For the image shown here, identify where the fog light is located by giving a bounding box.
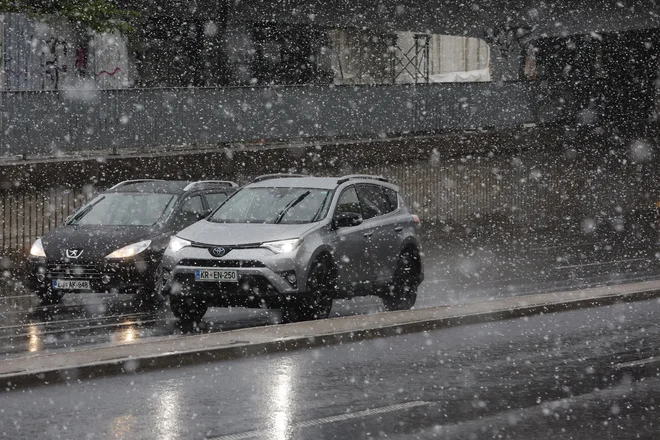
[36,273,45,283]
[101,275,111,284]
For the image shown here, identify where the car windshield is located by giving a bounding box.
[67,193,177,226]
[209,187,331,224]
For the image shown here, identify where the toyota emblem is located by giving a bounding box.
[211,246,227,257]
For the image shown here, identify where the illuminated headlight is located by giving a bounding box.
[105,240,151,259]
[261,238,302,254]
[167,236,191,253]
[29,238,46,257]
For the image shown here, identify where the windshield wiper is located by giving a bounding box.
[67,196,105,224]
[274,191,311,224]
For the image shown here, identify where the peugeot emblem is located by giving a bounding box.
[66,249,83,259]
[211,246,227,257]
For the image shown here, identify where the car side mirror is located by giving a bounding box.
[334,212,363,228]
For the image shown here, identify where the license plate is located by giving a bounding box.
[195,269,238,282]
[53,279,91,290]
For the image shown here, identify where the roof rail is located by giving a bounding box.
[252,173,309,183]
[183,180,239,191]
[337,174,390,184]
[109,179,166,190]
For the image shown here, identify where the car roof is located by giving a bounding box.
[107,180,237,195]
[246,176,399,191]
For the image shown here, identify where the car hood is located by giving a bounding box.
[41,225,161,261]
[177,220,318,246]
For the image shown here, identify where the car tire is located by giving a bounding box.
[170,295,208,321]
[281,256,335,323]
[382,248,420,312]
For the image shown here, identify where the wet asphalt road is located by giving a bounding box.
[3,296,660,439]
[1,230,659,359]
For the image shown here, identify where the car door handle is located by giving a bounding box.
[394,227,403,232]
[363,232,374,238]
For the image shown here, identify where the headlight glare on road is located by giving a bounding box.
[106,240,151,259]
[29,238,46,257]
[167,236,191,253]
[261,238,301,254]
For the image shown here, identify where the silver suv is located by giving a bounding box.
[159,174,424,322]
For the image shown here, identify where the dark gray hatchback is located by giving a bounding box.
[26,179,237,306]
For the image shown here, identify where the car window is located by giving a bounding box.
[205,192,229,210]
[356,184,389,220]
[67,193,177,226]
[383,187,398,213]
[209,187,331,224]
[181,195,205,214]
[334,186,362,218]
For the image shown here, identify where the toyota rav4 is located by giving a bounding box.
[160,174,423,322]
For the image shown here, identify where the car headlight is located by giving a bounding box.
[261,238,302,254]
[167,236,191,253]
[105,240,152,259]
[29,238,46,257]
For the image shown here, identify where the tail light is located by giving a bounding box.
[412,214,420,224]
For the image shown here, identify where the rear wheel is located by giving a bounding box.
[281,257,335,323]
[382,249,420,311]
[170,295,208,321]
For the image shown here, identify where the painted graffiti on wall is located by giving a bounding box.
[1,13,129,90]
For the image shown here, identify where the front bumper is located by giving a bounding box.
[26,257,156,294]
[162,249,302,308]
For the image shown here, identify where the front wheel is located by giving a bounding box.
[170,295,208,321]
[281,258,335,323]
[382,249,420,311]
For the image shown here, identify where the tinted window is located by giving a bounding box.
[209,187,331,224]
[383,187,398,212]
[181,195,204,214]
[357,184,389,220]
[67,193,177,226]
[334,186,362,217]
[206,192,229,209]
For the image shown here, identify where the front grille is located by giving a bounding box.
[47,263,103,279]
[177,259,266,268]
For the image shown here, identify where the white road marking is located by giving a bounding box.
[528,241,601,252]
[208,401,431,440]
[614,356,660,369]
[554,258,647,270]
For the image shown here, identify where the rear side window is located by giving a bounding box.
[205,192,229,210]
[357,184,389,220]
[383,187,398,212]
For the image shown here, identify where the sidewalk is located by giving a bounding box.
[3,279,660,389]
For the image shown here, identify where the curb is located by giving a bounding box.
[3,279,660,390]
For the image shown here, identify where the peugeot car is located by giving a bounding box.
[26,179,238,306]
[160,174,423,322]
